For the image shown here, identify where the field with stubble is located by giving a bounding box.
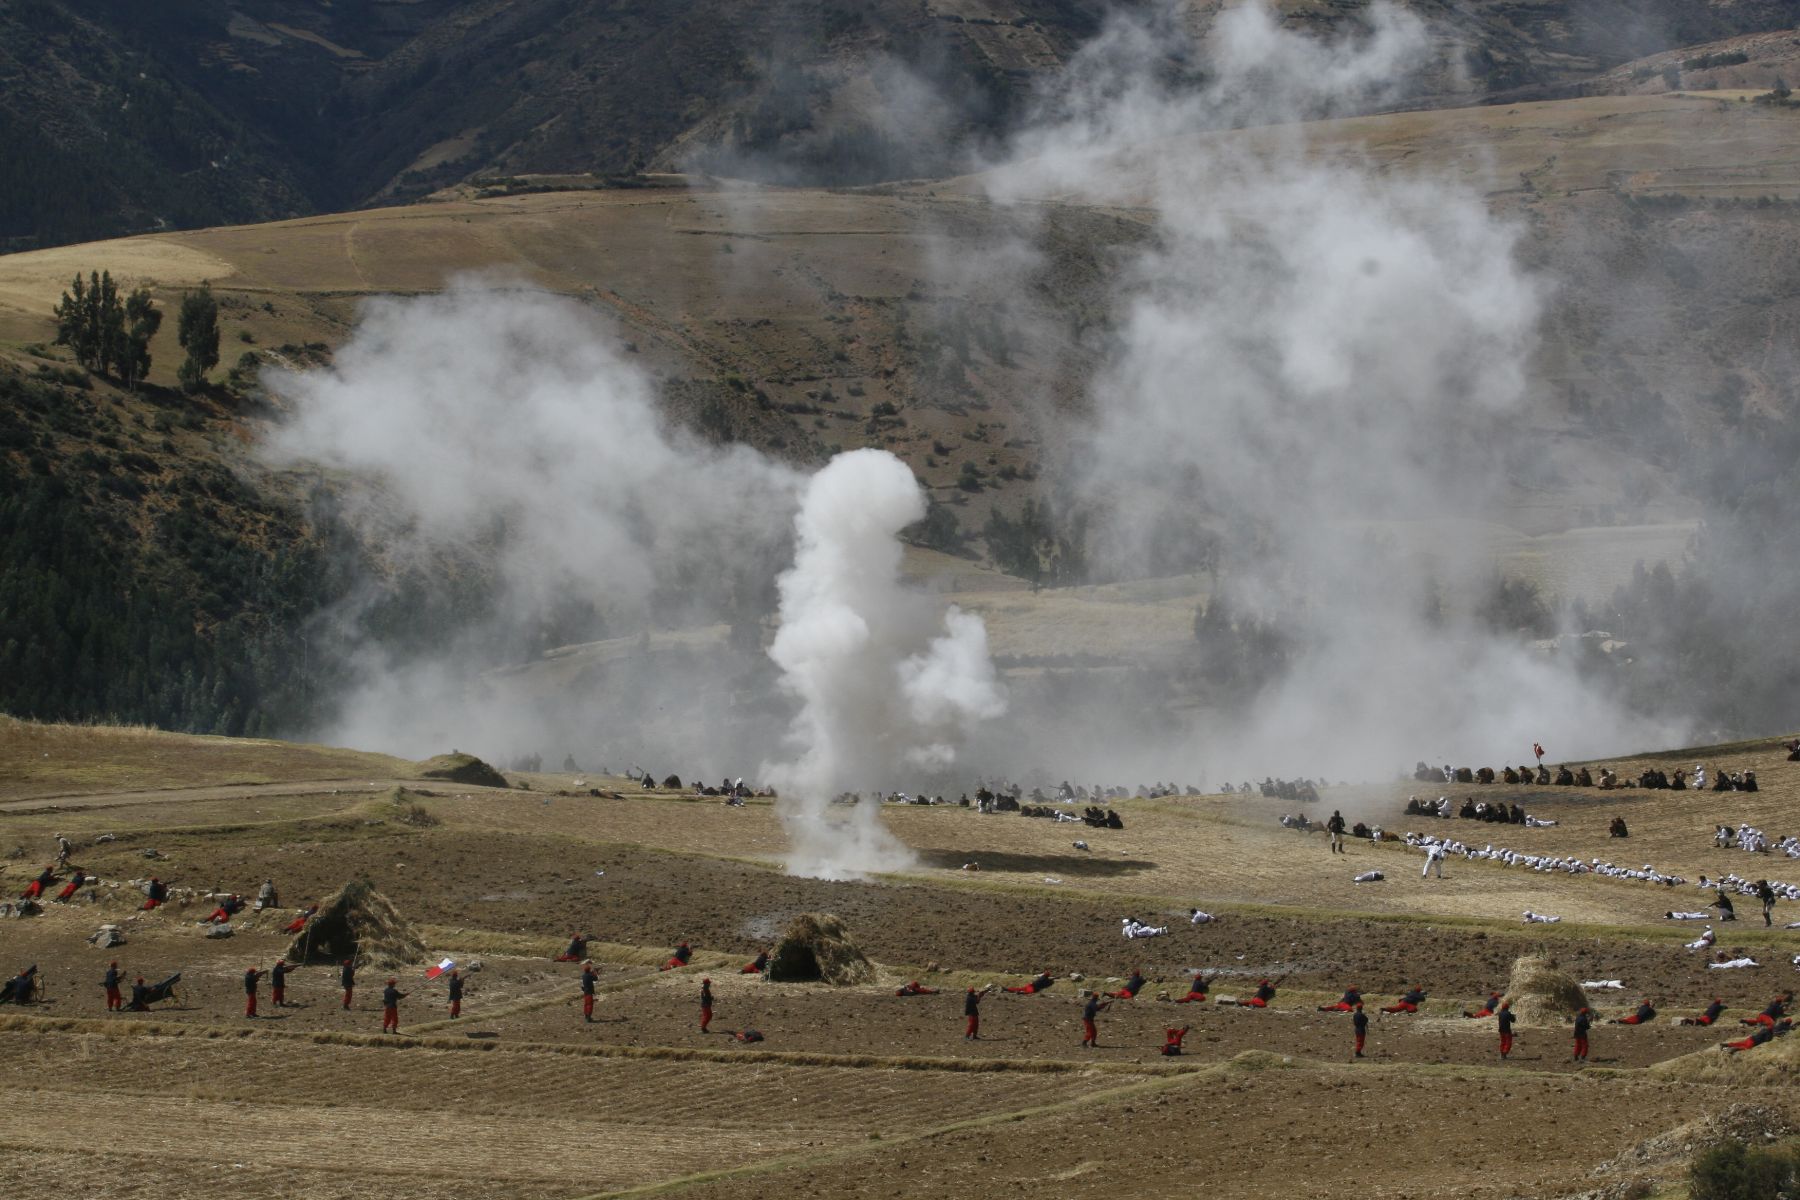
[3,721,1800,1198]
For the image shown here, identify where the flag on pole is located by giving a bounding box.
[426,957,456,980]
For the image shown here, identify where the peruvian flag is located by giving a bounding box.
[426,958,456,980]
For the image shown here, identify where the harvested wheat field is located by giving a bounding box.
[3,722,1800,1198]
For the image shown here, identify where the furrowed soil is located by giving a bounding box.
[2,722,1799,1198]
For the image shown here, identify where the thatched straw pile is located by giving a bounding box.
[416,752,508,789]
[1500,953,1588,1026]
[766,913,874,985]
[286,880,424,969]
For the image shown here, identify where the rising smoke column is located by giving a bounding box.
[764,449,1006,879]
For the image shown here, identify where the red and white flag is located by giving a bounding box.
[426,958,456,980]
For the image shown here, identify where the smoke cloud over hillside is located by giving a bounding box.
[962,1,1682,782]
[258,2,1693,827]
[261,284,1003,876]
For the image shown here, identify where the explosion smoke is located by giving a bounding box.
[966,1,1679,781]
[764,449,1006,879]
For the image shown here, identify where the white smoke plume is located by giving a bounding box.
[259,283,1007,875]
[764,449,1006,879]
[258,279,804,761]
[970,2,1682,781]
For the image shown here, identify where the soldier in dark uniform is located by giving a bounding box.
[381,978,406,1033]
[1081,993,1110,1047]
[581,961,600,1022]
[243,965,266,1018]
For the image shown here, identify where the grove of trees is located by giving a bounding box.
[51,270,160,388]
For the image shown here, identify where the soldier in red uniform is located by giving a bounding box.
[581,961,600,1022]
[1680,999,1726,1026]
[1173,972,1211,1004]
[1004,970,1054,995]
[699,977,713,1032]
[381,978,406,1033]
[1238,978,1277,1008]
[1104,970,1146,1000]
[1381,986,1426,1014]
[243,965,266,1018]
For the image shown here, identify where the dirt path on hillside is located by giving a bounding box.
[0,778,503,813]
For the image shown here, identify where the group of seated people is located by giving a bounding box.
[1242,778,1322,802]
[1410,761,1610,787]
[1403,795,1552,827]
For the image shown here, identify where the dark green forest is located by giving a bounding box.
[0,369,330,733]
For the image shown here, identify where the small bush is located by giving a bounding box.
[1689,1139,1797,1200]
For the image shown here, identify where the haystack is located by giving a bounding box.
[416,752,508,789]
[1500,952,1589,1026]
[286,880,424,969]
[766,913,874,985]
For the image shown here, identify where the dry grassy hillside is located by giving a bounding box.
[5,89,1791,546]
[1,88,1796,741]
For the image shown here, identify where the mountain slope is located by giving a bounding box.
[7,0,1800,251]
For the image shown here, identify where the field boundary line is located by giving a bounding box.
[0,1013,1194,1075]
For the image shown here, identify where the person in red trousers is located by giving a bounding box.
[1497,1001,1516,1058]
[1004,970,1055,995]
[1081,994,1110,1047]
[1680,999,1726,1026]
[243,965,265,1018]
[1238,979,1277,1008]
[581,961,600,1022]
[1573,1008,1591,1062]
[699,977,713,1032]
[964,986,987,1040]
[1381,986,1426,1014]
[1174,972,1211,1004]
[1104,970,1146,1000]
[381,978,406,1033]
[446,969,463,1019]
